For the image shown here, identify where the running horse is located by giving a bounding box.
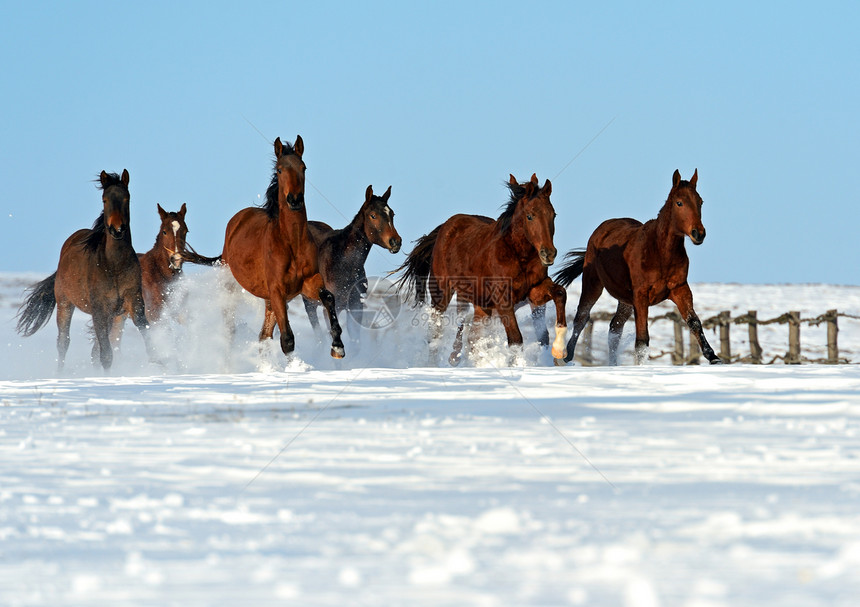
[396,173,567,365]
[136,202,220,322]
[554,169,721,365]
[221,136,345,359]
[300,184,401,349]
[16,170,156,370]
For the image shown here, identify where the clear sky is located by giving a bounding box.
[2,1,858,285]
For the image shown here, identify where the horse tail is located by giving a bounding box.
[553,249,587,287]
[17,273,57,336]
[392,225,442,305]
[183,244,222,266]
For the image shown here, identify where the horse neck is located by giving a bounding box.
[143,234,174,279]
[102,230,134,266]
[276,202,310,245]
[653,205,687,258]
[501,218,536,262]
[341,212,373,262]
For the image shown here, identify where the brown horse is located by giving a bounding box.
[137,203,189,323]
[301,184,401,348]
[555,169,721,365]
[16,170,155,370]
[221,136,345,359]
[396,173,567,364]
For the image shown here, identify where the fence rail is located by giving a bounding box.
[574,309,860,365]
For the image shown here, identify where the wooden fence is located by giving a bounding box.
[574,309,860,365]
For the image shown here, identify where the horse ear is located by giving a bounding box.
[690,168,698,188]
[294,134,304,157]
[672,169,682,187]
[99,170,109,188]
[542,179,552,197]
[509,174,517,185]
[179,202,187,218]
[121,169,130,187]
[530,173,538,185]
[157,204,167,220]
[365,184,374,204]
[382,185,392,202]
[274,137,283,157]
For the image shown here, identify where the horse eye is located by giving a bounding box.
[277,169,282,175]
[370,213,377,219]
[162,230,167,235]
[676,200,683,207]
[527,214,533,221]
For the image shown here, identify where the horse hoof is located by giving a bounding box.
[448,352,462,367]
[331,346,345,359]
[553,357,567,367]
[710,357,724,365]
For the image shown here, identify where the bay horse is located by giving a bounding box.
[300,184,401,349]
[396,173,567,365]
[221,136,345,359]
[16,170,155,371]
[554,168,721,365]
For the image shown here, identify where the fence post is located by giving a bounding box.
[826,309,839,364]
[747,310,762,364]
[786,311,801,364]
[718,310,731,362]
[671,312,684,365]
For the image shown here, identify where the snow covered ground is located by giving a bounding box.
[2,270,860,606]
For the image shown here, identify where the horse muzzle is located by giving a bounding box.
[169,253,184,271]
[539,247,557,266]
[690,228,706,245]
[388,237,402,254]
[107,224,126,240]
[286,192,305,211]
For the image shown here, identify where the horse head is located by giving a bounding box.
[509,173,557,266]
[156,203,188,271]
[274,135,306,211]
[99,169,131,240]
[361,184,401,253]
[667,169,706,245]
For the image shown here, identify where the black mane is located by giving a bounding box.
[260,140,299,220]
[97,172,125,191]
[497,180,530,233]
[82,212,106,252]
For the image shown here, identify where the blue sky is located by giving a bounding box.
[2,1,858,284]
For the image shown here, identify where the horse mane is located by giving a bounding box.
[261,140,299,220]
[82,212,106,251]
[97,172,124,191]
[497,180,530,233]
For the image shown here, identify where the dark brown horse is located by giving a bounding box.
[555,169,721,365]
[16,170,155,370]
[221,136,345,359]
[396,173,567,364]
[300,184,401,348]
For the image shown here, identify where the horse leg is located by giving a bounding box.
[608,302,633,366]
[563,266,603,364]
[632,295,651,365]
[302,295,323,338]
[91,309,113,371]
[259,300,277,341]
[302,275,345,359]
[528,278,568,362]
[670,284,722,364]
[531,304,549,348]
[56,300,74,372]
[268,292,296,357]
[448,299,470,366]
[345,287,363,354]
[128,293,158,365]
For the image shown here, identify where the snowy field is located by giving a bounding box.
[2,270,860,606]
